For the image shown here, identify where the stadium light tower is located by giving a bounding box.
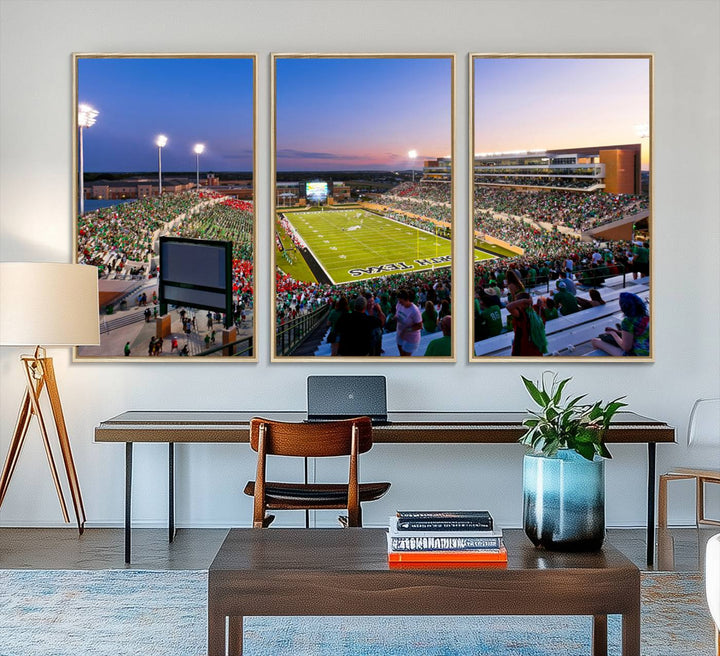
[408,149,418,184]
[194,143,205,191]
[77,104,99,216]
[156,135,168,196]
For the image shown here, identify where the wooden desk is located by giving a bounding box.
[94,411,675,564]
[207,528,641,656]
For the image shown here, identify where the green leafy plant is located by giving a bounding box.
[519,372,627,461]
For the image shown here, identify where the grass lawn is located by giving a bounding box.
[280,208,494,284]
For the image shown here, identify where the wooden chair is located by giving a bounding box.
[658,398,720,528]
[243,417,390,528]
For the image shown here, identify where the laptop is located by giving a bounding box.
[306,375,388,425]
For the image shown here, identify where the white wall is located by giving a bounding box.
[1,0,718,530]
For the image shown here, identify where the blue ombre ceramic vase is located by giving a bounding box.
[523,448,606,551]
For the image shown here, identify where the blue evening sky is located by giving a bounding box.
[77,57,254,172]
[275,57,452,171]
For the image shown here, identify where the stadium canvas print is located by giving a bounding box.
[471,55,653,361]
[73,54,256,361]
[273,54,455,360]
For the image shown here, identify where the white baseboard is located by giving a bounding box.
[1,519,667,530]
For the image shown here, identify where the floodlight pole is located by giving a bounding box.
[79,126,86,216]
[408,149,418,184]
[156,135,167,196]
[194,144,205,191]
[77,104,99,216]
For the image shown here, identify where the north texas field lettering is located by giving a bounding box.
[348,261,414,277]
[414,255,452,266]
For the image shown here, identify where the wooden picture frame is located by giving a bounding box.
[469,54,653,362]
[72,53,257,361]
[271,54,455,361]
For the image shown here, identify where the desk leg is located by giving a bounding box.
[228,616,243,655]
[304,456,310,529]
[169,443,175,543]
[592,615,607,656]
[125,442,132,565]
[647,442,656,566]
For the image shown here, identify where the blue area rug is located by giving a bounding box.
[0,569,714,655]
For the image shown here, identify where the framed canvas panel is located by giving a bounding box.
[470,54,653,361]
[72,54,257,361]
[271,54,455,361]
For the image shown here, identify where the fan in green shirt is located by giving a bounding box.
[422,301,438,334]
[424,316,452,356]
[527,267,537,287]
[475,289,504,340]
[477,305,503,339]
[553,281,579,315]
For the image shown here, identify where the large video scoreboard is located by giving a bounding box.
[305,181,329,203]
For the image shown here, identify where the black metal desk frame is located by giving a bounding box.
[95,411,675,565]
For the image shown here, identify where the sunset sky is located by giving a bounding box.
[474,57,651,170]
[77,57,254,172]
[275,57,452,171]
[77,56,649,174]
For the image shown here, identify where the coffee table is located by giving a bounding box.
[208,528,640,656]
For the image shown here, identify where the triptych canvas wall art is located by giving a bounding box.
[72,53,652,362]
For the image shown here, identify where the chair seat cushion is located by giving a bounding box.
[243,481,390,508]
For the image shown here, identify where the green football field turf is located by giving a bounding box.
[281,208,494,284]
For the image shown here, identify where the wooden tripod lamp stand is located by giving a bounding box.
[0,262,99,533]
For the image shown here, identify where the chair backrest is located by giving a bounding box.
[249,417,373,457]
[688,398,720,447]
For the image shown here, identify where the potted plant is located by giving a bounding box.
[519,372,626,551]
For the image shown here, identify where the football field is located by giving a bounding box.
[282,208,493,284]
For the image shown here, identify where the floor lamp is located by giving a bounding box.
[0,262,99,533]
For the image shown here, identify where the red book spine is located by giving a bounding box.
[388,545,507,563]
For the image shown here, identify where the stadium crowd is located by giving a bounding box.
[174,197,254,262]
[378,182,452,224]
[77,191,207,276]
[276,266,453,356]
[388,181,452,205]
[78,190,255,324]
[474,176,601,190]
[473,185,648,232]
[473,239,640,297]
[472,238,650,353]
[474,211,584,258]
[170,196,255,307]
[277,214,308,249]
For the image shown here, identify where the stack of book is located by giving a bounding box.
[387,510,507,567]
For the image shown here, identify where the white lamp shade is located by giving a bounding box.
[0,263,100,346]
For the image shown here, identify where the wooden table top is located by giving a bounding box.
[209,528,636,574]
[95,410,675,444]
